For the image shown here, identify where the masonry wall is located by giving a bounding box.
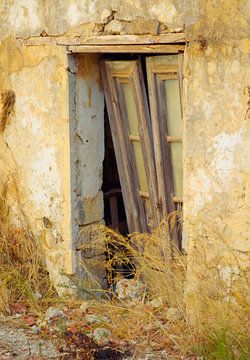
[0,1,249,311]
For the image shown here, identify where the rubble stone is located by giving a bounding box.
[92,327,112,347]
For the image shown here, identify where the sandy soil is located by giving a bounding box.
[0,315,58,360]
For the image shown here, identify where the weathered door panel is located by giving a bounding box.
[101,60,160,233]
[146,54,183,249]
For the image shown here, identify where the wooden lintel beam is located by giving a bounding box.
[17,33,186,46]
[68,44,185,54]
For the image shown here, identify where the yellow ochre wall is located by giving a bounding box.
[0,1,249,307]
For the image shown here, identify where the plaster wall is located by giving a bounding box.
[0,0,249,312]
[0,40,73,292]
[183,39,250,317]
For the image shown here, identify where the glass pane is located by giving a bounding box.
[132,141,148,192]
[170,142,183,197]
[165,79,182,137]
[122,83,139,136]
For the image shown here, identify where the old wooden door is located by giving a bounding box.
[101,54,183,247]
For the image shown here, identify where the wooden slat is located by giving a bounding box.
[104,188,122,198]
[178,53,184,120]
[138,191,150,198]
[155,69,178,76]
[100,61,141,232]
[68,44,185,54]
[173,196,183,203]
[165,136,182,143]
[146,58,167,222]
[116,78,148,232]
[129,135,140,142]
[102,59,161,232]
[146,55,183,250]
[19,33,186,46]
[133,61,161,228]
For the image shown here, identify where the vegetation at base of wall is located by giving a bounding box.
[0,187,249,358]
[0,180,57,314]
[76,222,249,359]
[194,327,249,360]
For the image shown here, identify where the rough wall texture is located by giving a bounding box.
[0,1,249,311]
[183,39,250,318]
[0,39,74,293]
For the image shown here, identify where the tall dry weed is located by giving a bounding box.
[0,179,56,313]
[77,219,249,358]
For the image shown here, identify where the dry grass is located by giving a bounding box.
[77,221,249,359]
[0,181,248,358]
[0,180,56,314]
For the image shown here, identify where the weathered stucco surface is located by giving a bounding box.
[0,0,249,312]
[0,39,74,293]
[183,39,250,317]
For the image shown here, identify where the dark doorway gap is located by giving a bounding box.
[102,105,128,234]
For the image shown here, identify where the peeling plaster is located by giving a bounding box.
[188,169,212,216]
[149,2,183,30]
[66,4,81,26]
[210,130,242,182]
[8,0,41,33]
[29,147,61,212]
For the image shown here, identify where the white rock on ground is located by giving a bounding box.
[115,278,146,300]
[165,307,183,321]
[92,327,112,347]
[149,297,164,308]
[80,300,89,312]
[45,306,64,320]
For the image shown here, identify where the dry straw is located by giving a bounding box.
[0,179,56,313]
[77,218,249,358]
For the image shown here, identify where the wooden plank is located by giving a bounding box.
[173,196,183,203]
[19,33,186,46]
[139,191,150,198]
[103,59,161,232]
[133,61,161,228]
[146,55,183,251]
[165,136,182,143]
[146,57,168,220]
[115,78,148,232]
[68,44,185,53]
[159,75,181,250]
[100,61,141,232]
[104,188,122,197]
[129,135,140,142]
[178,53,184,122]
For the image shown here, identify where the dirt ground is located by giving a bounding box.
[0,315,59,359]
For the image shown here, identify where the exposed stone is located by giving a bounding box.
[31,325,40,335]
[165,307,183,321]
[45,307,64,320]
[123,18,159,35]
[84,314,111,325]
[149,297,164,308]
[92,327,112,347]
[115,279,146,300]
[80,301,89,312]
[105,20,126,35]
